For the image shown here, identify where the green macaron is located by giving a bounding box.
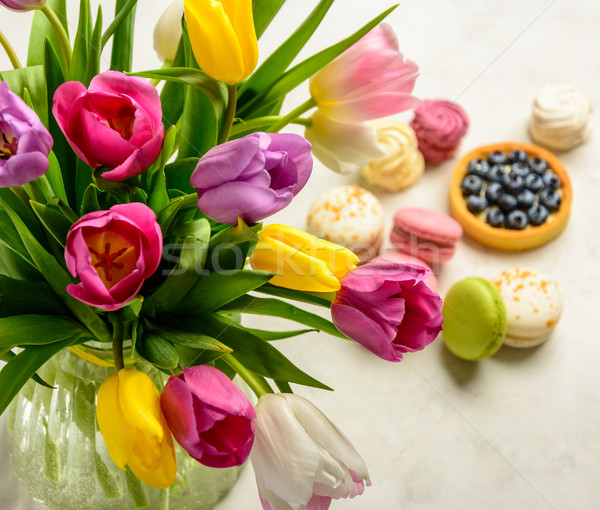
[442,277,507,360]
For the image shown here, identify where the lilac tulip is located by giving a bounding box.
[331,261,443,362]
[160,365,256,468]
[190,132,312,225]
[0,0,48,11]
[0,82,52,187]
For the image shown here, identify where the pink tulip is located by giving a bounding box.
[160,365,256,468]
[331,261,443,362]
[64,203,162,311]
[53,71,164,181]
[309,24,420,122]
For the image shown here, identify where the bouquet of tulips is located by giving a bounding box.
[0,0,444,508]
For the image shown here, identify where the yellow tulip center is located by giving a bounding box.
[86,231,139,289]
[0,132,18,160]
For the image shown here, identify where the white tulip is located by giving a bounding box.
[153,0,184,62]
[250,393,370,510]
[304,110,385,173]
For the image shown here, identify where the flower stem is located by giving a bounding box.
[291,117,312,128]
[109,314,125,372]
[41,4,72,76]
[229,116,282,137]
[218,83,238,145]
[224,355,272,398]
[266,98,316,133]
[0,30,21,69]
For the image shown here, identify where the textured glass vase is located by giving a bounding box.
[6,347,243,510]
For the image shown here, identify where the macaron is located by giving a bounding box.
[306,185,385,262]
[372,252,438,292]
[442,277,507,361]
[390,207,463,266]
[491,267,562,347]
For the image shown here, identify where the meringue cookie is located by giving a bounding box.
[529,84,593,151]
[410,99,469,164]
[306,185,385,262]
[360,120,424,192]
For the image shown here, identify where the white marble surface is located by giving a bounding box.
[1,1,599,509]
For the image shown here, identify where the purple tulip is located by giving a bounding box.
[0,0,48,11]
[160,365,256,468]
[190,132,312,225]
[0,82,52,187]
[331,261,443,362]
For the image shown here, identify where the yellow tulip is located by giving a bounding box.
[183,0,258,85]
[96,369,177,489]
[250,224,359,292]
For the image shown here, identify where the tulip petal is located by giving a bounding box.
[0,151,49,187]
[262,133,313,192]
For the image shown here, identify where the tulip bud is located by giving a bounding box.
[250,224,359,292]
[153,0,184,62]
[0,0,48,11]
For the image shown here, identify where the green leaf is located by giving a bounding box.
[0,275,68,317]
[44,152,69,204]
[253,0,287,39]
[156,197,183,233]
[102,0,138,49]
[0,244,40,281]
[240,0,334,103]
[0,315,90,350]
[84,6,103,85]
[220,295,346,339]
[0,337,76,416]
[79,183,103,216]
[160,39,186,129]
[110,0,137,72]
[30,201,73,248]
[0,187,44,242]
[244,327,316,340]
[148,127,178,215]
[255,284,334,307]
[0,66,47,125]
[136,333,179,370]
[146,322,230,352]
[178,85,218,159]
[206,219,261,272]
[238,4,398,118]
[27,0,68,68]
[164,158,197,194]
[0,210,36,268]
[195,314,331,390]
[70,0,92,83]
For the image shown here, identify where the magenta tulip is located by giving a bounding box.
[331,261,443,362]
[190,132,312,225]
[64,203,162,311]
[0,82,52,187]
[160,365,256,468]
[0,0,48,11]
[53,71,164,181]
[309,23,420,122]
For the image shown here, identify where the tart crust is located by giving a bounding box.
[449,142,572,251]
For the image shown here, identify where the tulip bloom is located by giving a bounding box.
[153,0,184,62]
[190,132,312,225]
[183,0,258,85]
[331,261,443,362]
[250,224,359,293]
[53,71,164,181]
[309,24,420,122]
[0,0,48,11]
[304,110,384,173]
[64,203,162,311]
[251,394,370,510]
[0,82,52,187]
[160,365,256,468]
[96,369,177,489]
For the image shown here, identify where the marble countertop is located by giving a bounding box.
[1,1,598,509]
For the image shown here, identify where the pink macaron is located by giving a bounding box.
[390,207,463,265]
[372,252,439,292]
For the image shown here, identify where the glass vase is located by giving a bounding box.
[6,347,243,510]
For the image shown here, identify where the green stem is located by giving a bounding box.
[224,355,272,398]
[41,4,72,76]
[266,98,316,133]
[218,84,238,145]
[291,117,312,128]
[0,30,21,69]
[109,314,125,372]
[179,193,198,210]
[229,116,282,136]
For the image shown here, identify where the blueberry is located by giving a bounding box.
[539,189,561,211]
[467,159,490,178]
[510,162,530,178]
[461,175,483,196]
[506,210,529,230]
[516,189,535,209]
[497,194,518,212]
[508,149,528,163]
[485,182,504,204]
[466,195,489,214]
[542,171,561,190]
[502,173,525,195]
[487,151,508,165]
[486,208,505,228]
[528,157,548,174]
[525,173,544,193]
[527,205,550,226]
[488,164,506,183]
